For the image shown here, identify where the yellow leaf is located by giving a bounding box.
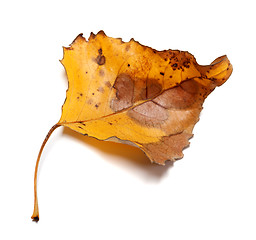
[32,31,232,221]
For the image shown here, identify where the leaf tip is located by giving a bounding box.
[196,55,233,86]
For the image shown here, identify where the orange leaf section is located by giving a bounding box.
[59,31,232,164]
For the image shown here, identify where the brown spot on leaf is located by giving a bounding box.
[171,63,178,70]
[105,81,112,88]
[96,48,106,65]
[111,73,134,112]
[153,79,198,109]
[128,101,168,127]
[142,132,193,165]
[97,86,104,93]
[87,99,93,105]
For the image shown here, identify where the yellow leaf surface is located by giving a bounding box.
[32,31,232,221]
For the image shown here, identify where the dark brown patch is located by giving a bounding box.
[153,79,198,109]
[110,73,134,112]
[128,101,168,127]
[125,45,130,51]
[180,79,198,94]
[142,132,193,164]
[96,48,105,65]
[139,88,147,100]
[146,79,162,99]
[96,55,105,65]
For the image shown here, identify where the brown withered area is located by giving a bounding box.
[142,132,193,165]
[128,101,169,127]
[111,73,163,112]
[110,72,211,128]
[134,78,162,102]
[153,79,198,109]
[110,73,134,112]
[146,79,163,99]
[128,79,201,127]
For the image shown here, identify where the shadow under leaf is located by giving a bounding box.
[62,127,173,180]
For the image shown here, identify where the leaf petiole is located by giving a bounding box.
[31,124,60,222]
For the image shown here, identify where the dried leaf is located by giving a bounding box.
[32,31,232,221]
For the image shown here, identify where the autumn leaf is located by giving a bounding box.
[32,31,232,221]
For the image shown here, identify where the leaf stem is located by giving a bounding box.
[31,124,60,222]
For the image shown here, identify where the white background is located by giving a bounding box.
[1,0,255,239]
